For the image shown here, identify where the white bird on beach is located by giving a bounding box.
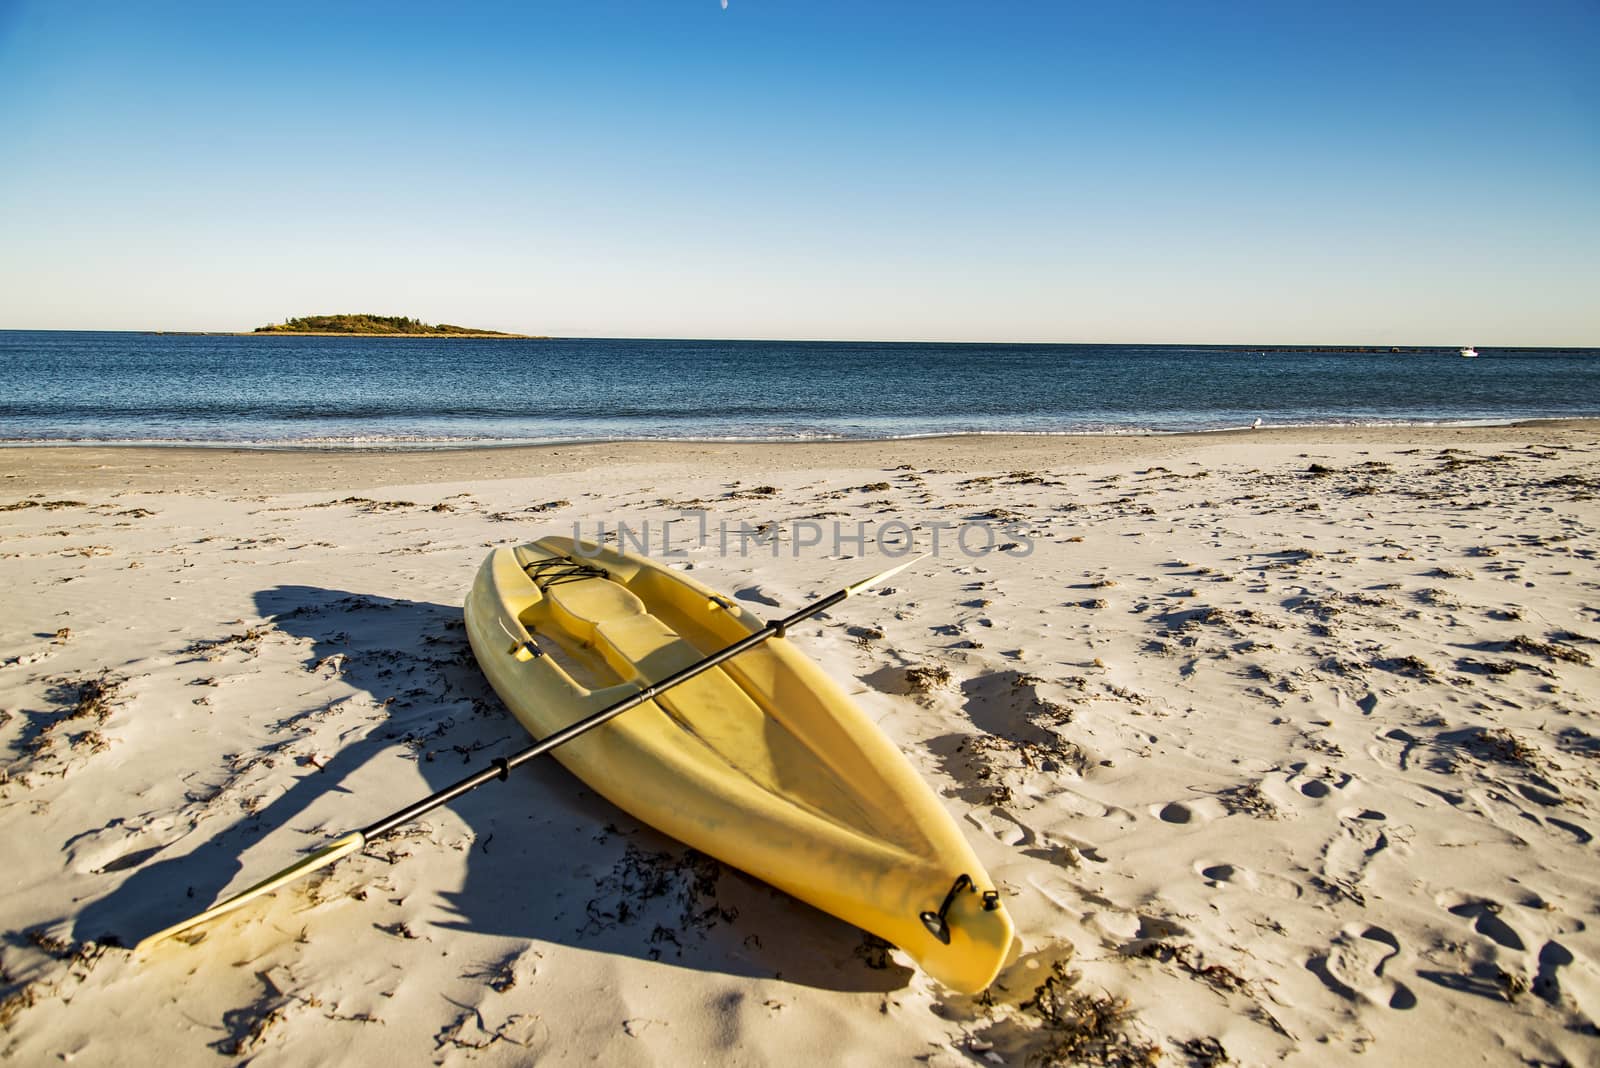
[1252,418,1263,430]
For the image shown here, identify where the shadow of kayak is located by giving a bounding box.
[72,585,909,993]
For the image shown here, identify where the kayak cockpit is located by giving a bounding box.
[507,543,919,846]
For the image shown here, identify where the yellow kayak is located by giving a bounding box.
[464,537,1013,992]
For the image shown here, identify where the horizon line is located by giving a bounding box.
[0,328,1595,350]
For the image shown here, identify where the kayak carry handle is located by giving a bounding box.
[496,614,543,661]
[918,874,1003,944]
[920,873,974,945]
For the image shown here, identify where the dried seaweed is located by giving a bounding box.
[1214,781,1279,819]
[1135,941,1251,993]
[905,664,953,692]
[580,844,735,958]
[1506,635,1591,666]
[1020,961,1161,1067]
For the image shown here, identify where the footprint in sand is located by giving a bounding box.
[1149,798,1227,826]
[1307,924,1416,1010]
[1533,940,1600,1025]
[1193,859,1303,900]
[965,807,1034,848]
[1262,765,1358,813]
[1320,807,1392,893]
[1546,817,1593,844]
[1041,787,1136,826]
[1461,786,1590,846]
[1437,893,1527,953]
[1336,806,1387,823]
[1367,727,1421,771]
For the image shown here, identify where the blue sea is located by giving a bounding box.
[1,331,1596,446]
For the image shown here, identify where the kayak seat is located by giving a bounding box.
[595,612,700,685]
[545,575,722,690]
[544,576,647,640]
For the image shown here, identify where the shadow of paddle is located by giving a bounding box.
[74,585,908,992]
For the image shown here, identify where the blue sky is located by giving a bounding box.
[0,1,1594,343]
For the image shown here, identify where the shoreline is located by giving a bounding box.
[3,419,1597,495]
[3,414,1598,449]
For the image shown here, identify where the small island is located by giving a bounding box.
[252,314,539,338]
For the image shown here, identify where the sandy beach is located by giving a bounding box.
[3,422,1598,1066]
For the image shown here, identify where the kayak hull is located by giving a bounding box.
[463,537,1013,992]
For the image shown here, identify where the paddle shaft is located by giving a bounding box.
[135,555,920,953]
[360,587,847,840]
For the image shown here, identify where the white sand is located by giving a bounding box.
[2,424,1598,1066]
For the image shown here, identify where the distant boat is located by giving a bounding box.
[1460,346,1479,358]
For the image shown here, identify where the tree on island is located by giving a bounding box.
[254,314,522,336]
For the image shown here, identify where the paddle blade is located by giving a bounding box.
[845,553,928,598]
[134,831,366,955]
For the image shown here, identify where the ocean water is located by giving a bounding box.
[0,331,1595,446]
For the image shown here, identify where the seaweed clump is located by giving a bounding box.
[905,664,953,693]
[1507,635,1591,666]
[24,672,124,762]
[1020,961,1160,1067]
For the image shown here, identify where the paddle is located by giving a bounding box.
[135,554,924,954]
